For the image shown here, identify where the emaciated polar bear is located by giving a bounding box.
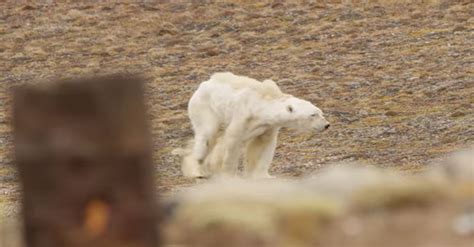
[174,72,330,178]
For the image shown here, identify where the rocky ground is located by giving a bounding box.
[0,0,473,246]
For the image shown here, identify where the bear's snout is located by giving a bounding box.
[324,124,330,130]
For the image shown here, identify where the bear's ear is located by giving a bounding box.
[287,105,293,113]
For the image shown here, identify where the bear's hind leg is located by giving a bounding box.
[244,128,279,179]
[187,107,220,177]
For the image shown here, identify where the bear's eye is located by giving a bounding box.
[287,105,293,113]
[310,113,317,117]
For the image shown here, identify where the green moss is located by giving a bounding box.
[409,28,451,38]
[0,166,14,177]
[361,117,384,126]
[0,197,8,219]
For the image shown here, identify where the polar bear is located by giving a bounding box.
[174,72,330,178]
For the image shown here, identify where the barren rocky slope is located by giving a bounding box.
[0,0,473,198]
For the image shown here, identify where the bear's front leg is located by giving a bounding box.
[244,128,279,179]
[220,117,247,176]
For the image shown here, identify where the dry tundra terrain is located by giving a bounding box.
[0,0,473,245]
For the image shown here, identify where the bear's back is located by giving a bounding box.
[210,72,284,99]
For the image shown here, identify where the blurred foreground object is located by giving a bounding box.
[165,148,474,247]
[13,75,159,247]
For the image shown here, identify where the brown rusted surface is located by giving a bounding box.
[13,75,159,247]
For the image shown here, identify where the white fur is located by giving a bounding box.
[176,72,329,178]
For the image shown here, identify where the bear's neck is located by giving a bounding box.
[256,99,296,127]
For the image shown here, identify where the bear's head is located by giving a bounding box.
[279,97,330,132]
